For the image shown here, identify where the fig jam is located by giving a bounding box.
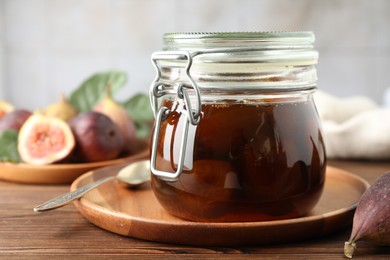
[149,32,324,222]
[151,97,326,222]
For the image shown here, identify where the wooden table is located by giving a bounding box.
[1,160,390,259]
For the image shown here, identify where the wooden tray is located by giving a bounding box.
[72,164,369,246]
[0,141,148,184]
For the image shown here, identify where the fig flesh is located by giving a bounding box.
[69,111,124,162]
[344,171,390,258]
[0,109,32,131]
[18,114,75,165]
[93,85,136,153]
[37,94,77,121]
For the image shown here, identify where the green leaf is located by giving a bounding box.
[122,93,154,122]
[69,71,127,112]
[134,121,152,140]
[122,93,154,140]
[0,130,21,163]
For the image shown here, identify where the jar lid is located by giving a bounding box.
[162,31,318,65]
[164,31,314,46]
[152,31,318,91]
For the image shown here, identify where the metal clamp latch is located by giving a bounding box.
[149,47,279,180]
[149,51,201,180]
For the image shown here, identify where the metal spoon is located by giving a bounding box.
[33,160,150,212]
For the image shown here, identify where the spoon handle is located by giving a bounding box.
[34,176,116,212]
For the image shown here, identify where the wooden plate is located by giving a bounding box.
[71,164,369,246]
[0,141,149,184]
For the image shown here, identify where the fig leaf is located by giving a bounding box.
[123,93,154,122]
[122,93,154,139]
[70,71,127,112]
[0,130,21,163]
[133,121,151,140]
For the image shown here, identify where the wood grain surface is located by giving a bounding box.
[1,159,390,259]
[71,165,368,246]
[0,140,148,184]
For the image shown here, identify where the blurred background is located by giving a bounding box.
[0,0,389,110]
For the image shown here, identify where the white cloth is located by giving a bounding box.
[314,91,390,160]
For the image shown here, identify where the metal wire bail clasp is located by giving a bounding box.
[149,51,202,180]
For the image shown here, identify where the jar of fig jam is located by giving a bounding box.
[149,32,326,222]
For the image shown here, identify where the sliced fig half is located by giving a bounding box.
[18,114,75,165]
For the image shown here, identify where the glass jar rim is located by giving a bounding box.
[163,31,315,44]
[161,31,318,65]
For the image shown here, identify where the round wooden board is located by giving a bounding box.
[72,164,369,246]
[0,141,148,184]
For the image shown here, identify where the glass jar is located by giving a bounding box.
[149,32,326,222]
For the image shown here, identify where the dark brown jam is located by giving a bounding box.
[151,97,326,222]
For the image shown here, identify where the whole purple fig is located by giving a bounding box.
[344,171,390,258]
[93,85,137,153]
[0,109,32,131]
[69,111,124,162]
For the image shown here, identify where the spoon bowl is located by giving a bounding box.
[117,160,150,187]
[34,160,151,212]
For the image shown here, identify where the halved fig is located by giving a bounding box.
[18,114,75,165]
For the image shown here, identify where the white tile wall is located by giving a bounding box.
[1,0,389,109]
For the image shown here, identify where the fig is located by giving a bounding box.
[69,111,124,162]
[0,101,15,118]
[0,109,32,131]
[38,94,77,121]
[93,84,136,153]
[344,172,390,258]
[18,114,75,165]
